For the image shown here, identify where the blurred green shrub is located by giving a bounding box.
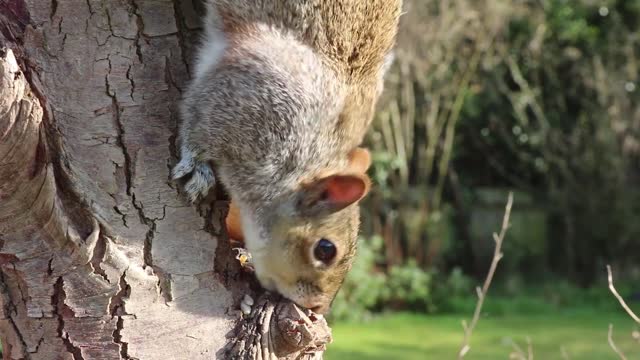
[385,260,432,311]
[430,267,475,313]
[363,0,640,286]
[330,236,388,322]
[453,0,640,284]
[332,0,640,322]
[329,240,635,321]
[330,237,475,322]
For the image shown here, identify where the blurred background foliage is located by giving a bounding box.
[330,0,640,323]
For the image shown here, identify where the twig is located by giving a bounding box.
[457,192,514,359]
[509,339,527,360]
[508,337,533,360]
[606,265,640,324]
[608,324,628,360]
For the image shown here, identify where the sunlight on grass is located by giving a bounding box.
[325,312,639,360]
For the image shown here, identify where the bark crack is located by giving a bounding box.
[108,270,129,317]
[83,0,95,34]
[104,7,136,42]
[105,56,156,294]
[128,0,144,63]
[10,264,28,307]
[105,39,155,275]
[154,267,172,304]
[47,256,54,276]
[6,315,28,356]
[113,316,131,360]
[113,204,129,228]
[105,55,133,197]
[106,48,157,288]
[164,56,180,94]
[89,231,109,284]
[110,270,132,359]
[141,217,155,268]
[53,277,84,360]
[170,0,192,77]
[0,272,29,355]
[125,64,135,101]
[127,197,171,302]
[29,336,45,354]
[84,0,94,15]
[50,0,59,21]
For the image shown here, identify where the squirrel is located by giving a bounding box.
[172,0,402,314]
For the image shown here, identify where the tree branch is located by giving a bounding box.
[507,336,533,360]
[607,265,640,324]
[457,192,513,359]
[608,324,628,360]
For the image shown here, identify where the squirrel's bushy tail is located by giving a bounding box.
[193,0,227,79]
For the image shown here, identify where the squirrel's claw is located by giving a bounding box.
[183,162,216,202]
[172,157,216,203]
[171,157,195,180]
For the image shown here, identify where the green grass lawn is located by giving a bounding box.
[325,311,639,359]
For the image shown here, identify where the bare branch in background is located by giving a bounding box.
[608,324,628,360]
[366,0,513,267]
[605,265,638,360]
[607,265,640,324]
[508,337,533,360]
[457,192,514,359]
[509,341,527,360]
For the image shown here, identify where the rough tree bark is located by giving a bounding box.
[0,1,330,359]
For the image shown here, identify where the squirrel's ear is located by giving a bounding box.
[324,174,370,206]
[299,173,371,216]
[347,147,371,174]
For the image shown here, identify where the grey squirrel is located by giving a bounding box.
[172,0,402,314]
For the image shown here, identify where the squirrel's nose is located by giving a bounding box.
[308,304,327,314]
[298,298,328,314]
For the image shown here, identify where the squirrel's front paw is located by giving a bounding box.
[172,158,216,203]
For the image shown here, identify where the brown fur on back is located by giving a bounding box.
[212,0,402,82]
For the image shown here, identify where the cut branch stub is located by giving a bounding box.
[222,293,332,360]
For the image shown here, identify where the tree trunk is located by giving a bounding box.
[0,1,330,359]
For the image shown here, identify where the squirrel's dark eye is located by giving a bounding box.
[314,238,337,264]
